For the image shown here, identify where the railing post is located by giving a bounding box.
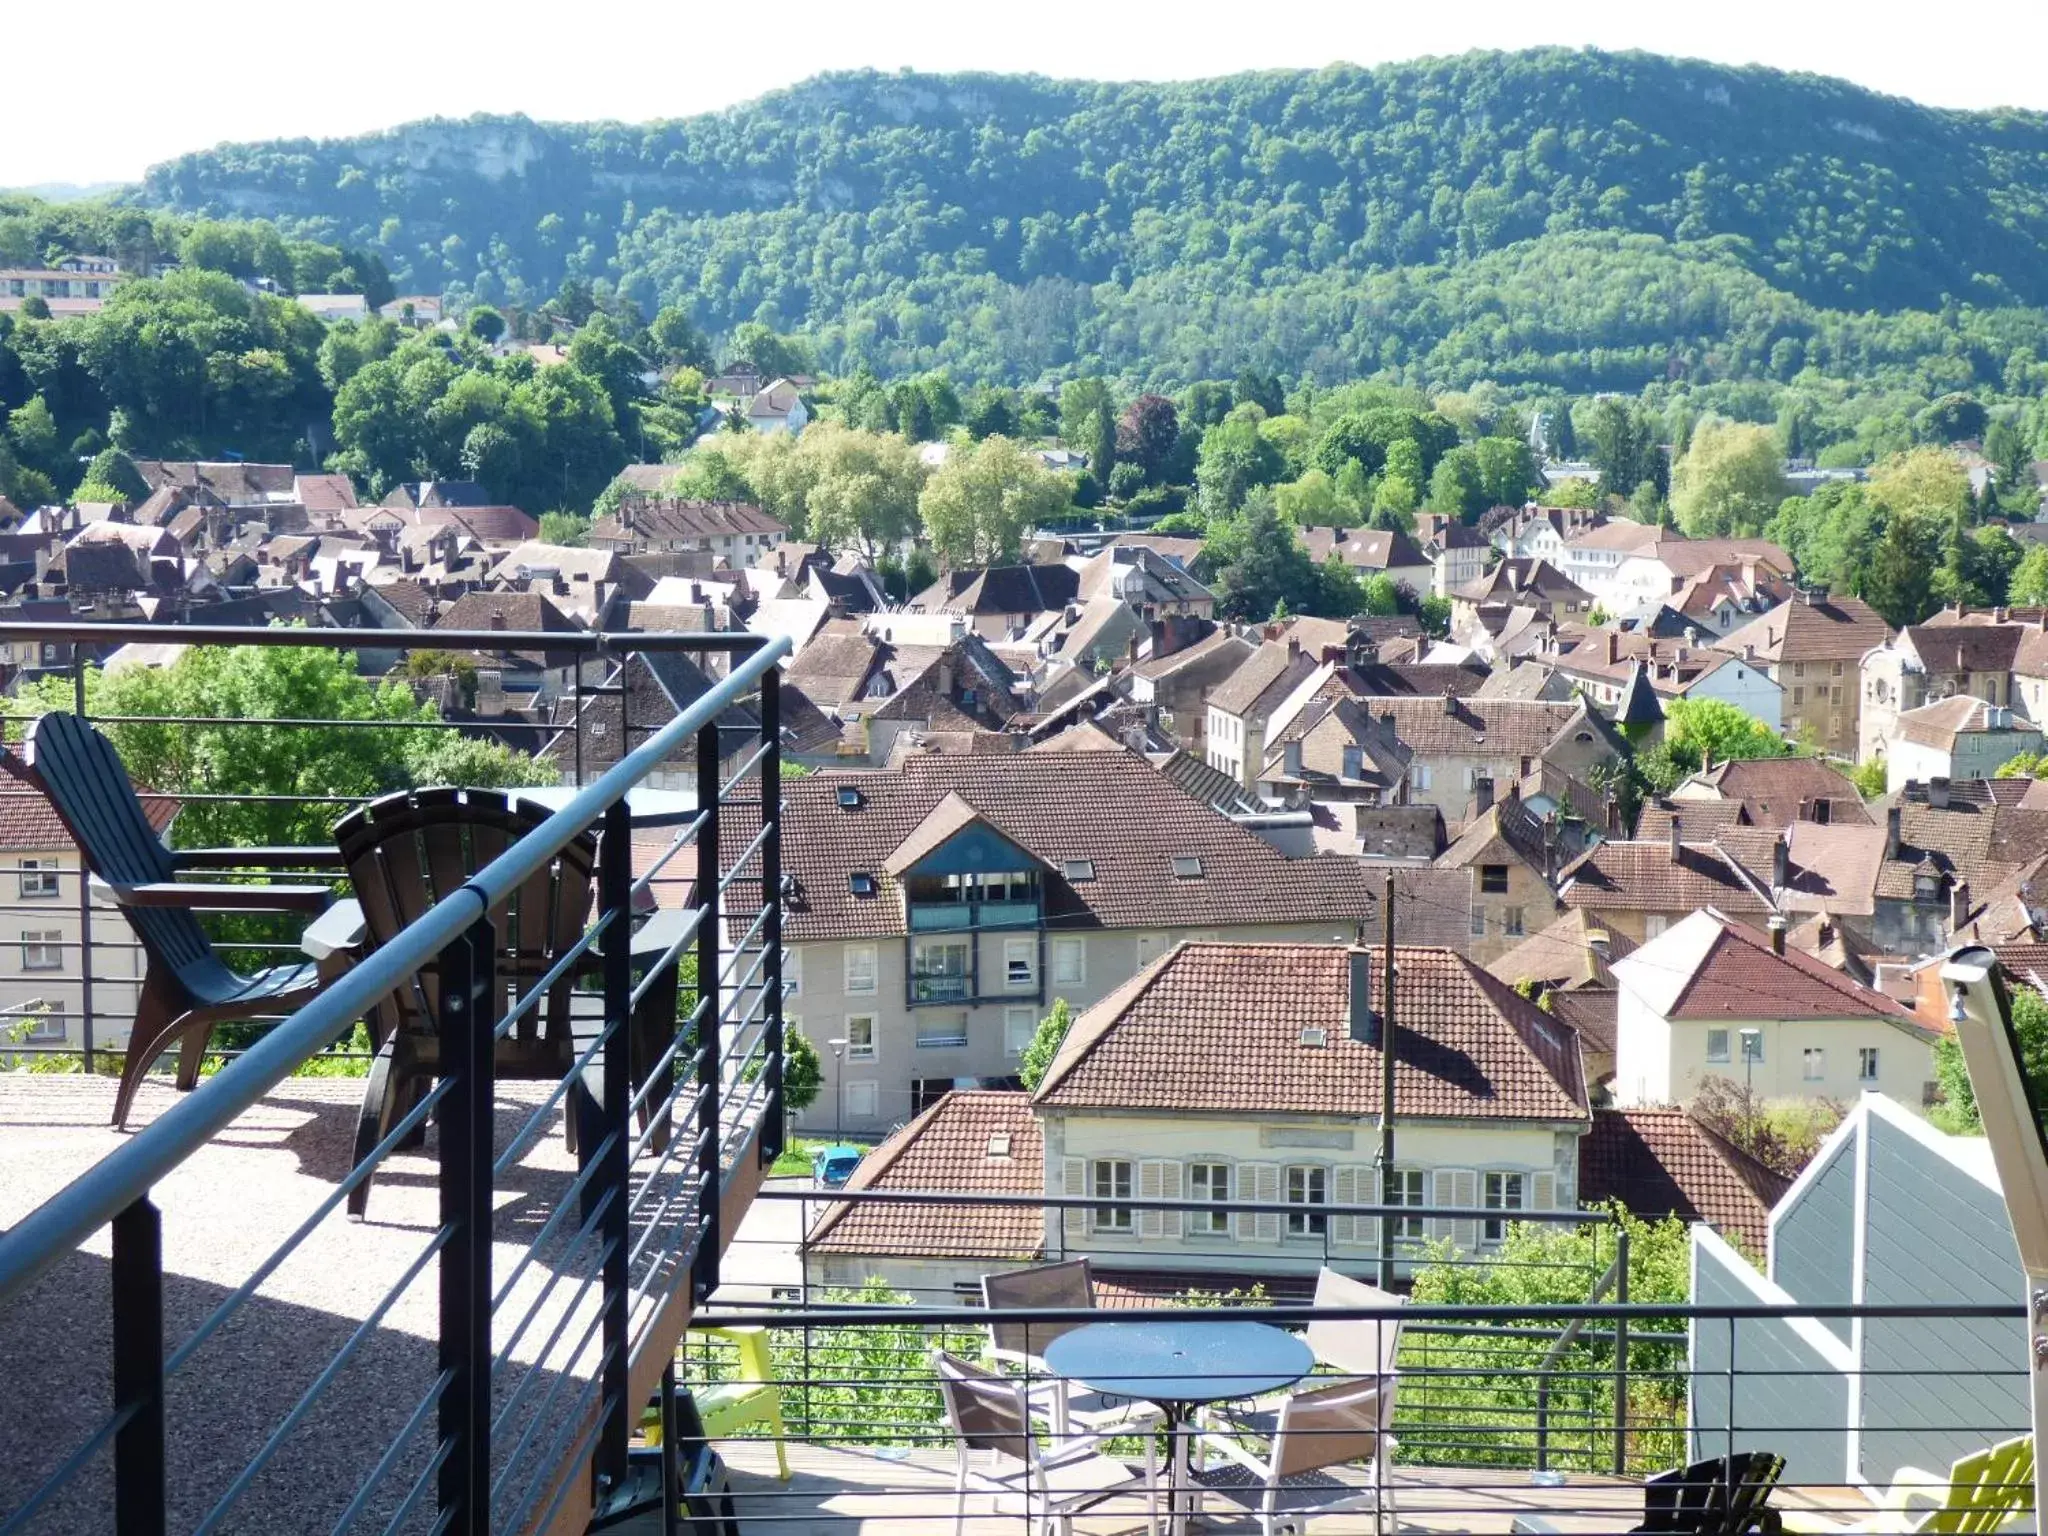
[597,792,634,1497]
[73,650,95,1074]
[1612,1223,1631,1475]
[111,1195,164,1536]
[693,722,722,1303]
[437,916,495,1533]
[759,667,785,1165]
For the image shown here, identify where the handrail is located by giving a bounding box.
[1535,1244,1624,1471]
[0,628,791,1312]
[0,620,771,653]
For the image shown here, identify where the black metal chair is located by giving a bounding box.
[1513,1451,1786,1536]
[8,709,347,1128]
[332,786,685,1216]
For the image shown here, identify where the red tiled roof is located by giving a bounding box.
[1578,1107,1790,1256]
[0,778,177,849]
[806,1091,1044,1260]
[1560,839,1773,914]
[776,754,1378,942]
[1035,942,1588,1122]
[1665,915,1919,1023]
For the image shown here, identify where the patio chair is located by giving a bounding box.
[1780,1436,2032,1535]
[333,786,686,1216]
[1207,1267,1408,1444]
[9,710,349,1129]
[1187,1374,1398,1536]
[933,1349,1159,1536]
[687,1325,792,1481]
[982,1258,1165,1435]
[1512,1451,1787,1536]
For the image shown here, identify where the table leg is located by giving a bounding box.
[1166,1405,1190,1536]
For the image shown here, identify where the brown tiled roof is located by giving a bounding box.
[1206,641,1318,718]
[1872,801,2048,901]
[1665,915,1920,1023]
[295,474,359,513]
[0,778,177,849]
[1680,758,1871,829]
[1035,942,1588,1122]
[1717,594,1889,665]
[430,591,583,665]
[1487,910,1636,991]
[1130,628,1252,682]
[1776,821,1886,917]
[1548,988,1618,1059]
[1579,1108,1790,1256]
[367,579,436,626]
[1370,696,1584,757]
[1903,623,2028,675]
[776,754,1379,942]
[1455,558,1590,606]
[593,497,786,543]
[909,563,1080,617]
[806,1091,1043,1260]
[785,633,882,709]
[1651,538,1792,579]
[1298,526,1429,572]
[1560,839,1772,914]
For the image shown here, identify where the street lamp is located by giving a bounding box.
[827,1038,848,1143]
[1739,1029,1764,1148]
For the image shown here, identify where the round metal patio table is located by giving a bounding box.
[1044,1320,1313,1536]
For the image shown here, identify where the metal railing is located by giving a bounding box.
[0,622,790,1536]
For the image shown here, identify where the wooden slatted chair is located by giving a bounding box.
[1782,1436,2033,1535]
[1513,1451,1787,1536]
[334,786,684,1216]
[10,710,346,1128]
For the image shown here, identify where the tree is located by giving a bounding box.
[539,512,590,546]
[1849,758,1887,799]
[1670,420,1788,536]
[1691,1076,1844,1178]
[795,423,928,562]
[1986,419,2041,517]
[1116,394,1180,483]
[1663,697,1788,766]
[1473,436,1541,510]
[1428,445,1488,521]
[465,306,506,346]
[647,306,713,370]
[1995,750,2047,779]
[1019,998,1074,1093]
[1868,447,1971,527]
[7,641,551,851]
[1198,493,1321,620]
[727,321,808,381]
[1586,399,1666,500]
[2011,546,2048,608]
[81,447,146,500]
[781,1029,823,1116]
[918,435,1069,568]
[1195,416,1286,517]
[1919,392,1988,444]
[1862,508,1941,627]
[1933,986,2048,1134]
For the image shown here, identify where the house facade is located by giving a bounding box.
[778,753,1379,1136]
[1883,697,2044,792]
[1609,909,1937,1111]
[1715,592,1890,757]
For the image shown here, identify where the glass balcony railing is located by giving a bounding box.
[906,899,1041,930]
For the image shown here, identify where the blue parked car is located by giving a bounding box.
[810,1144,863,1188]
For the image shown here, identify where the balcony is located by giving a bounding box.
[909,971,971,1003]
[0,618,791,1535]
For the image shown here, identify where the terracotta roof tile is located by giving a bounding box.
[1034,941,1588,1122]
[1560,839,1772,915]
[806,1091,1044,1260]
[1716,595,1888,665]
[0,779,178,849]
[1487,910,1636,991]
[1579,1108,1790,1256]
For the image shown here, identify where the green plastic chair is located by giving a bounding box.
[1783,1435,2033,1535]
[689,1325,791,1481]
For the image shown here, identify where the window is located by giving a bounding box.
[843,945,877,995]
[1859,1047,1880,1082]
[1470,906,1487,938]
[1286,1165,1328,1237]
[1644,914,1669,939]
[848,872,878,897]
[17,861,57,899]
[1483,1171,1526,1243]
[1004,1006,1036,1057]
[1063,859,1096,883]
[845,1080,878,1119]
[1412,763,1433,791]
[1092,1160,1133,1232]
[1387,1169,1426,1244]
[1480,864,1509,894]
[911,938,970,1002]
[844,1015,876,1061]
[1792,686,1804,708]
[1503,906,1526,937]
[784,948,800,999]
[1170,856,1204,880]
[19,1008,64,1043]
[915,1011,968,1048]
[1741,1031,1765,1064]
[1004,938,1036,990]
[1051,939,1085,987]
[19,931,61,971]
[1803,1047,1826,1082]
[1190,1162,1231,1234]
[1706,1029,1730,1063]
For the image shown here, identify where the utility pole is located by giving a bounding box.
[1378,868,1398,1289]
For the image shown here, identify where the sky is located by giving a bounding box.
[9,0,2048,188]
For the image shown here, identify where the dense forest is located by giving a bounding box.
[130,50,2048,401]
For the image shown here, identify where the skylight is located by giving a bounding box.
[849,872,878,896]
[986,1133,1012,1159]
[1171,855,1204,879]
[837,786,864,810]
[1063,858,1096,883]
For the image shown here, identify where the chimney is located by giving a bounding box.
[1127,632,1141,666]
[1773,832,1790,893]
[1283,739,1303,778]
[1287,637,1301,662]
[1743,642,1755,663]
[1348,947,1378,1046]
[1606,795,1621,838]
[1996,607,2009,624]
[1929,777,1951,810]
[1768,914,1787,956]
[1605,631,1618,665]
[1668,812,1683,863]
[1441,687,1456,717]
[1951,879,1972,933]
[489,609,505,631]
[1818,915,1835,947]
[1474,775,1495,814]
[1886,805,1902,858]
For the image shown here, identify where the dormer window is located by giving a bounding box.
[1914,873,1941,901]
[837,786,864,811]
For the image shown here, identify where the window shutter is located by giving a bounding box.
[1062,1157,1089,1249]
[1331,1166,1356,1246]
[1331,1166,1378,1249]
[1532,1170,1558,1213]
[1238,1162,1280,1244]
[1452,1169,1479,1251]
[1359,1166,1381,1254]
[1139,1159,1183,1240]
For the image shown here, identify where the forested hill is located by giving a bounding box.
[134,50,2048,387]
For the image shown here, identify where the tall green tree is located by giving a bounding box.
[918,435,1069,567]
[1670,420,1789,536]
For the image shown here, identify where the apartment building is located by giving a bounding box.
[776,752,1379,1136]
[1715,592,1890,756]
